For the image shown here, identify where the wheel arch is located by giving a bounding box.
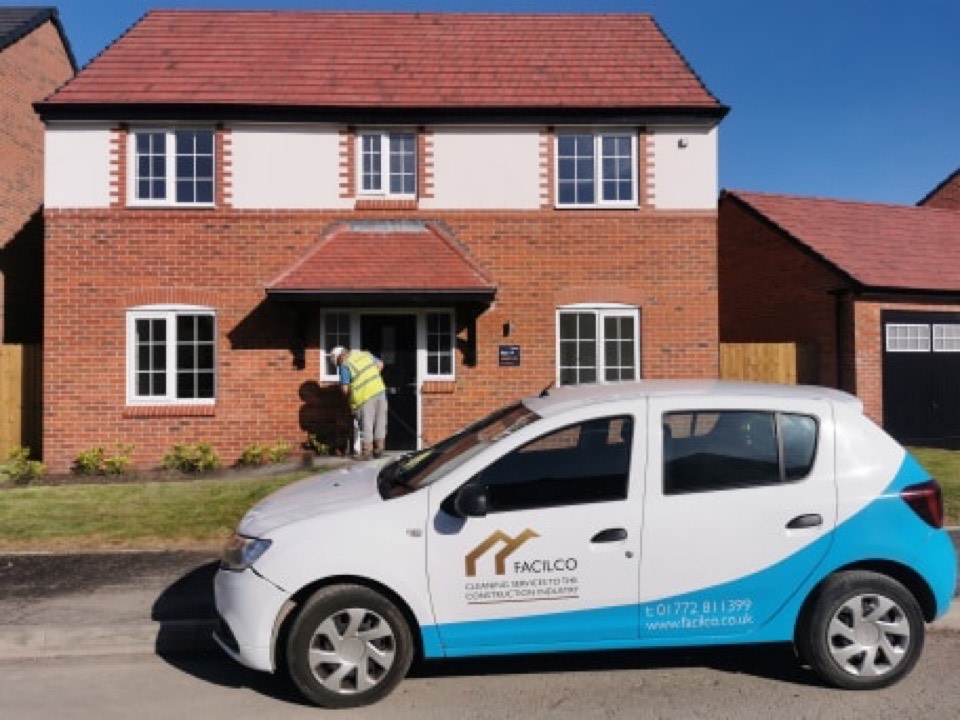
[271,574,425,672]
[795,559,938,643]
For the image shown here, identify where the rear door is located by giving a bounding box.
[640,397,836,639]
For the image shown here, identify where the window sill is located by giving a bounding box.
[125,203,217,210]
[123,404,216,418]
[354,198,419,211]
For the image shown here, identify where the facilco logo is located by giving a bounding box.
[462,529,580,605]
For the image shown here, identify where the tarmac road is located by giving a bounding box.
[0,531,957,663]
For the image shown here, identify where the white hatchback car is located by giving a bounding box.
[214,381,957,708]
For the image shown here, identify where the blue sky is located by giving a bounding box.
[25,0,960,205]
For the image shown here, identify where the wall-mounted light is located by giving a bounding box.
[502,321,513,337]
[677,138,689,149]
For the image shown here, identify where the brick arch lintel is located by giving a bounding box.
[555,287,645,307]
[122,288,222,309]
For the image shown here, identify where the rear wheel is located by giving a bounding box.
[286,584,413,708]
[797,571,924,690]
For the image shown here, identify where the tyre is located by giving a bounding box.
[797,571,924,690]
[285,584,414,708]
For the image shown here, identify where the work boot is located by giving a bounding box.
[360,443,374,460]
[372,440,384,459]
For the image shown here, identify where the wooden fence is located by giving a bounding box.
[719,342,819,385]
[0,344,42,459]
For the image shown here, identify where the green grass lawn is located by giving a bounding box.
[909,448,960,527]
[0,451,957,552]
[0,472,312,550]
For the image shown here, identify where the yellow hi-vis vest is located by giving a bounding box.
[344,350,386,411]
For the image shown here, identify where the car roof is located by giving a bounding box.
[522,380,862,418]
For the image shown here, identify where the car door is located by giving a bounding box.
[425,411,644,655]
[640,397,837,639]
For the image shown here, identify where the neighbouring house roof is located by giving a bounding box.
[723,190,960,293]
[37,10,726,122]
[265,221,497,304]
[0,6,76,70]
[919,167,960,209]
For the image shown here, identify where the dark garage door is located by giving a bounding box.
[882,310,960,443]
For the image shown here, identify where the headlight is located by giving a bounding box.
[220,533,272,572]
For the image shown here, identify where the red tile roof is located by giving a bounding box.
[725,191,960,292]
[43,11,721,111]
[266,221,496,298]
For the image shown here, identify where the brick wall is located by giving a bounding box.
[718,197,850,387]
[43,206,717,472]
[0,20,74,340]
[920,171,960,210]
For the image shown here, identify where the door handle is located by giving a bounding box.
[591,528,628,543]
[786,513,823,530]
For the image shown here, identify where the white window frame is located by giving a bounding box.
[128,128,216,207]
[555,130,638,208]
[424,311,456,380]
[321,311,355,381]
[933,324,960,352]
[357,130,417,198]
[319,309,455,382]
[126,304,217,405]
[885,323,931,353]
[556,304,640,386]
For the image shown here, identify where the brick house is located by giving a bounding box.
[0,7,75,344]
[719,185,960,444]
[920,168,960,210]
[36,11,726,473]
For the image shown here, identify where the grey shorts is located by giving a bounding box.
[357,392,388,443]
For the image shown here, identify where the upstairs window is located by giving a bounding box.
[358,131,416,197]
[131,129,215,206]
[126,306,216,405]
[556,131,636,207]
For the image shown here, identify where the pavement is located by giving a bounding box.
[1,533,958,662]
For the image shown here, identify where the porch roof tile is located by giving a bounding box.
[265,221,496,299]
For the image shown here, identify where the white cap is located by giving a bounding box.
[329,346,346,362]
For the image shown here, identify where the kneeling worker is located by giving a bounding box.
[329,346,388,459]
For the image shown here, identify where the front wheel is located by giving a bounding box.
[286,584,414,708]
[797,571,925,690]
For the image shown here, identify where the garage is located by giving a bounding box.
[882,310,960,444]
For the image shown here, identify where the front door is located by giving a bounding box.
[361,314,418,450]
[426,413,642,654]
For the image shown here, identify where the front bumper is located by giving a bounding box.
[213,566,291,673]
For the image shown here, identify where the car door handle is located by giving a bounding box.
[591,528,628,543]
[786,513,823,530]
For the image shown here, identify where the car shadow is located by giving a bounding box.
[150,560,833,706]
[151,562,825,704]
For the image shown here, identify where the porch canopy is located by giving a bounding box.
[265,220,497,306]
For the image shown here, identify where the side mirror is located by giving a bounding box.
[454,484,489,518]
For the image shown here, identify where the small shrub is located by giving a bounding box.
[72,444,134,476]
[238,441,292,467]
[305,434,332,456]
[238,443,267,467]
[162,442,220,474]
[266,441,291,464]
[1,446,45,486]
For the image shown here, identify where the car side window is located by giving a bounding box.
[663,410,818,495]
[472,416,633,513]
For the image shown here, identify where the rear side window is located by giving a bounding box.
[663,410,818,495]
[473,415,633,512]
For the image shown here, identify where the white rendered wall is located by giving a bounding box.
[424,129,541,210]
[651,127,718,210]
[229,125,351,209]
[44,125,112,208]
